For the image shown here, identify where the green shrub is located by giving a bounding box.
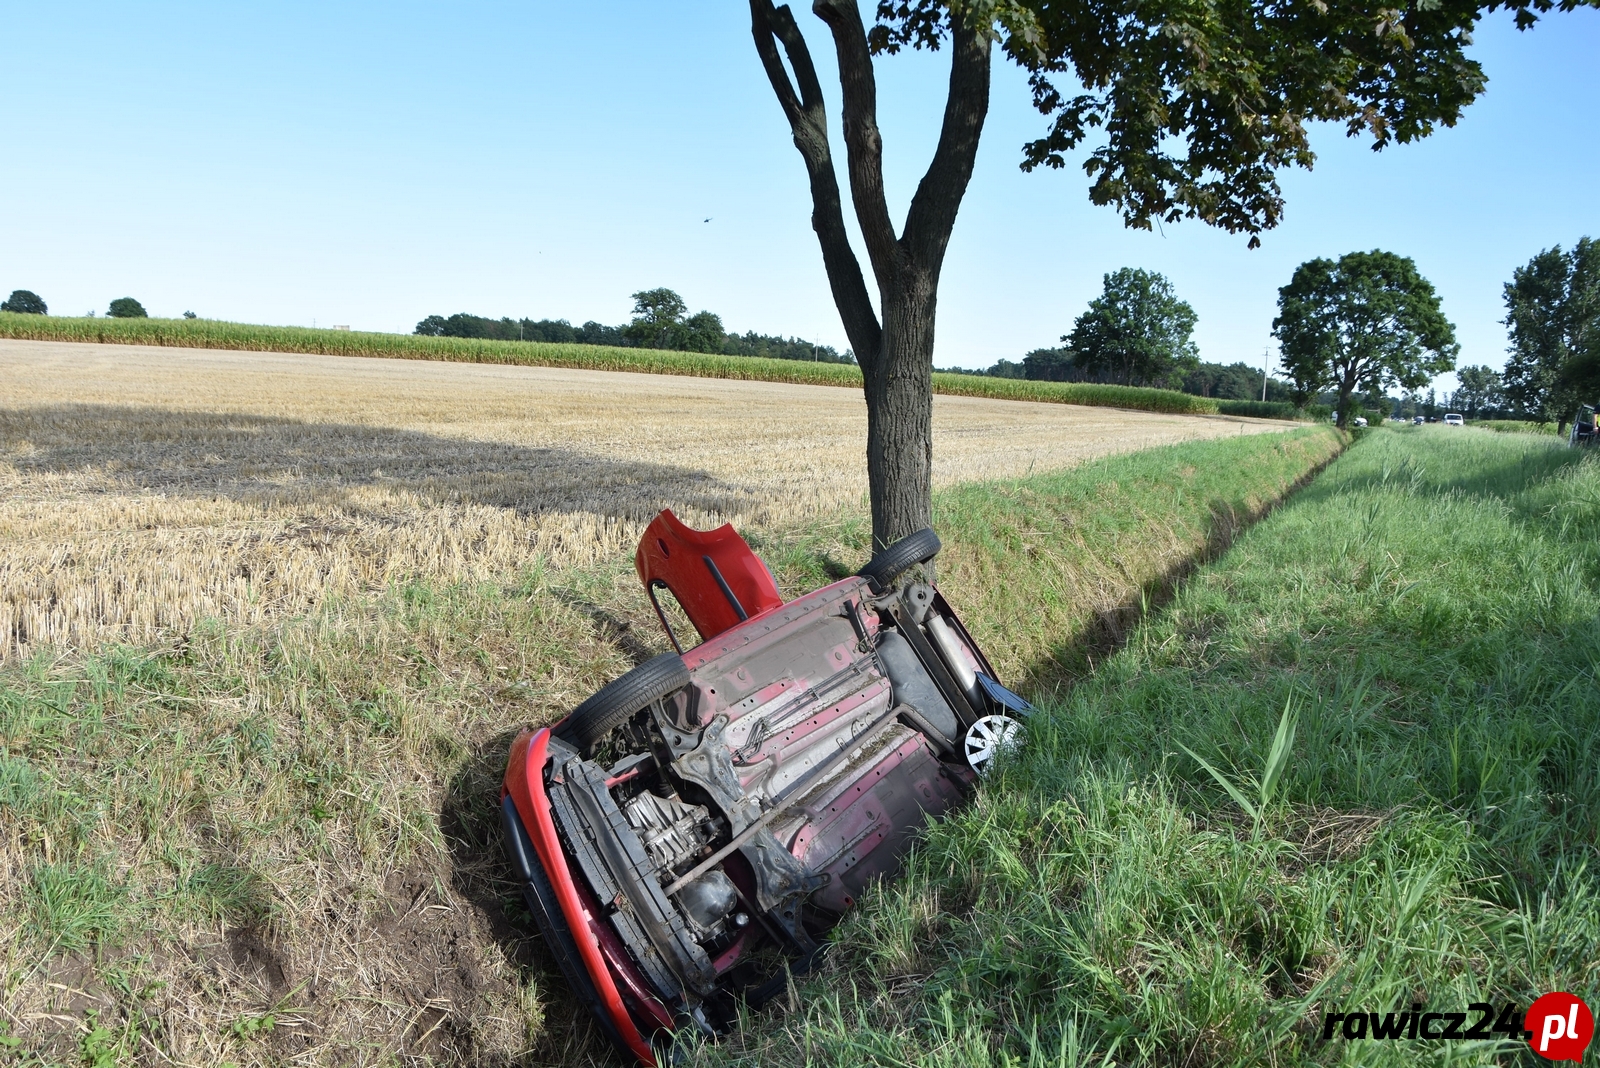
[1215,399,1299,419]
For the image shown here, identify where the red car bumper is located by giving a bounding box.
[502,728,673,1065]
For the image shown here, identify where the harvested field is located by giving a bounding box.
[0,340,1289,659]
[0,311,1230,416]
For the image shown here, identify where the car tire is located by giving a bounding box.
[557,652,691,755]
[857,528,942,591]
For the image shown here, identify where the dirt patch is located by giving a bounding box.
[9,859,545,1065]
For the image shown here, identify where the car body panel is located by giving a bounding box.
[636,508,784,646]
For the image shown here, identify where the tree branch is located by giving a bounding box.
[813,0,899,289]
[751,0,882,365]
[901,13,991,279]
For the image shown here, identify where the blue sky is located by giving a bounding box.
[4,2,1597,383]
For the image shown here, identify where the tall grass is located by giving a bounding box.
[0,311,1228,416]
[699,426,1600,1067]
[925,426,1345,683]
[1474,419,1561,436]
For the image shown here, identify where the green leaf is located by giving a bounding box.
[1178,742,1258,823]
[1258,696,1299,809]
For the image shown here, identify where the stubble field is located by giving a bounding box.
[0,340,1286,660]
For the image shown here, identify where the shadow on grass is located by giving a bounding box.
[551,588,663,669]
[0,402,755,524]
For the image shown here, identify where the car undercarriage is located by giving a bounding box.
[500,512,1027,1064]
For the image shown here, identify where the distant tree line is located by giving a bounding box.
[2,291,150,318]
[1272,239,1600,429]
[948,348,1293,402]
[944,258,1468,429]
[1363,239,1600,430]
[416,287,855,365]
[942,268,1293,402]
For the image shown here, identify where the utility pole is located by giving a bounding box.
[1261,347,1270,402]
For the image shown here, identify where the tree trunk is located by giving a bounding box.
[866,278,937,539]
[752,0,989,550]
[1334,363,1360,428]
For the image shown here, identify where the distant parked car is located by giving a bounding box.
[1353,416,1368,428]
[1444,413,1464,426]
[1571,404,1597,447]
[1413,416,1424,425]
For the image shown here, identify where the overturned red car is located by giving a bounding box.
[500,511,1028,1063]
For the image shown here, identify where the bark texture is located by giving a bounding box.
[752,0,990,549]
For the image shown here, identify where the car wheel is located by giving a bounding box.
[557,652,692,756]
[964,714,1024,774]
[857,528,942,591]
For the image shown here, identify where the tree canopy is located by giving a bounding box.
[624,289,727,353]
[626,288,688,333]
[1455,364,1506,418]
[2,290,47,315]
[1502,237,1600,428]
[1064,268,1198,388]
[107,297,147,318]
[891,0,1592,247]
[1273,251,1457,426]
[750,0,1590,547]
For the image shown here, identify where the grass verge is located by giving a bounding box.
[0,312,1234,417]
[0,428,1340,1064]
[697,426,1600,1067]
